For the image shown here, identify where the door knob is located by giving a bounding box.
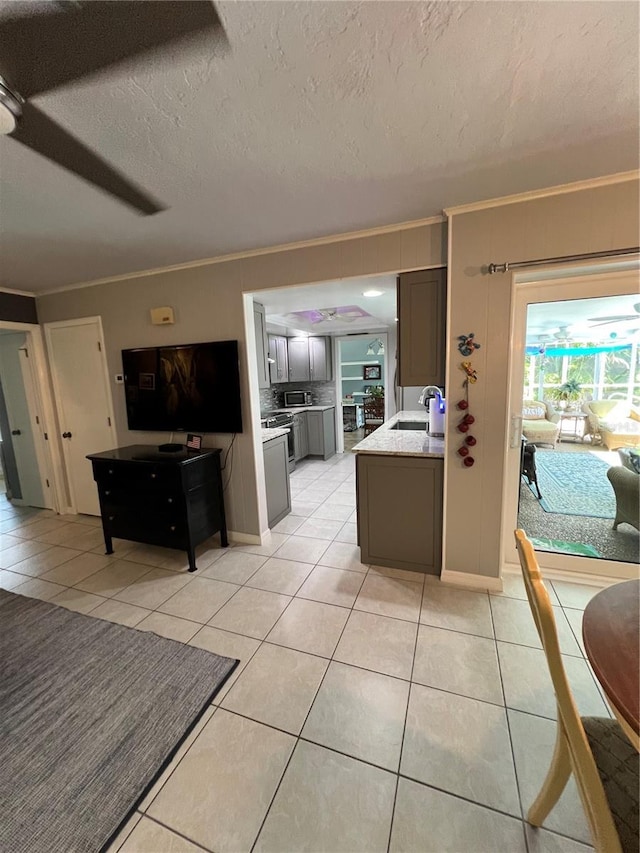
[62,431,72,439]
[11,429,21,436]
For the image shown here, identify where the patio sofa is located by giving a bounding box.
[606,449,640,532]
[582,400,640,450]
[521,400,560,447]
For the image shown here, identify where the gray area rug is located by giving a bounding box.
[0,590,238,853]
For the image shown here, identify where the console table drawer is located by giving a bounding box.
[93,460,181,489]
[99,486,184,513]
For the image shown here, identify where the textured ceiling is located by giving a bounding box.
[1,1,638,292]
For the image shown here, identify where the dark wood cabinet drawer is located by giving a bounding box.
[93,460,181,490]
[98,485,184,513]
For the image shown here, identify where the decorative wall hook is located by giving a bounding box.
[459,361,478,383]
[457,333,481,357]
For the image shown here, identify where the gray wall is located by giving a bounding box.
[37,220,446,535]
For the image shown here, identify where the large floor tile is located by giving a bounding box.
[490,595,582,656]
[90,598,151,627]
[148,709,295,853]
[246,557,313,595]
[551,580,608,610]
[158,577,239,623]
[334,522,357,543]
[420,581,494,638]
[254,740,395,853]
[413,625,503,705]
[54,526,105,553]
[302,661,409,771]
[318,541,368,573]
[0,569,27,590]
[368,564,426,583]
[390,777,527,853]
[75,559,154,597]
[36,522,93,547]
[221,642,328,734]
[188,626,261,700]
[117,816,203,852]
[40,551,113,586]
[354,574,422,622]
[200,550,267,584]
[563,607,586,655]
[334,610,417,680]
[493,571,560,605]
[509,708,591,844]
[10,545,80,578]
[294,517,344,541]
[296,564,365,607]
[311,502,353,522]
[401,683,520,816]
[136,612,201,643]
[208,586,291,639]
[15,517,68,539]
[12,576,67,601]
[113,567,192,609]
[273,535,330,564]
[524,825,594,852]
[49,587,107,614]
[233,532,290,557]
[267,597,349,657]
[290,499,323,518]
[0,538,51,568]
[271,515,306,535]
[497,641,608,720]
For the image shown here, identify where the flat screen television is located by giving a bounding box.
[122,340,242,433]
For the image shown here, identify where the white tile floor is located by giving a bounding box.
[0,452,610,853]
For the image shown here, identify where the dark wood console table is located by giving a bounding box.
[87,445,228,572]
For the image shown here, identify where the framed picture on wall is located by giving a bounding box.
[363,364,381,380]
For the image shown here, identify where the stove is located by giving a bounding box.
[262,412,295,471]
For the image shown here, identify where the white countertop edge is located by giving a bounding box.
[261,427,291,443]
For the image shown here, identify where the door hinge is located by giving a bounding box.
[46,479,50,488]
[35,415,40,424]
[107,416,111,426]
[44,432,48,440]
[97,341,102,352]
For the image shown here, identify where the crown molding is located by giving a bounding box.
[443,170,639,217]
[0,286,37,298]
[37,214,446,297]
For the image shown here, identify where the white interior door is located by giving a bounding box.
[502,266,639,580]
[45,318,116,516]
[0,333,47,507]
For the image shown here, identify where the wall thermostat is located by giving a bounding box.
[150,306,175,325]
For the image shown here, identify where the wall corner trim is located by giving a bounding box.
[443,170,639,217]
[439,568,503,593]
[228,530,262,545]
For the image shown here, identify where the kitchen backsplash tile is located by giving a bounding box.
[260,381,336,412]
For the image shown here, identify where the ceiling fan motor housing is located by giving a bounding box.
[0,76,23,135]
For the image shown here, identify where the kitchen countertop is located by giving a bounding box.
[271,406,335,414]
[261,427,290,443]
[352,411,445,458]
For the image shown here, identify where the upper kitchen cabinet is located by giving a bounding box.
[309,336,333,381]
[268,334,289,383]
[253,302,270,389]
[287,336,332,383]
[397,268,446,387]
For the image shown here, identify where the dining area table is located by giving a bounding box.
[582,578,640,752]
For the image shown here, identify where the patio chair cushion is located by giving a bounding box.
[522,404,547,420]
[583,716,639,853]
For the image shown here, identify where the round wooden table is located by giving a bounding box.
[583,579,640,750]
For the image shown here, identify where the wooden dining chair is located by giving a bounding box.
[513,530,639,853]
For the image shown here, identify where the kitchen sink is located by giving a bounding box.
[390,421,427,431]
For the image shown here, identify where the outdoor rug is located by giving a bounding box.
[530,536,601,558]
[0,590,238,853]
[529,450,616,519]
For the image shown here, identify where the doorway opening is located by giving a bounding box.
[503,267,640,580]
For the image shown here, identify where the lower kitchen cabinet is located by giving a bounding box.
[263,434,291,527]
[292,411,308,461]
[356,453,443,575]
[307,408,336,460]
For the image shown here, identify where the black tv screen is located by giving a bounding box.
[122,340,242,433]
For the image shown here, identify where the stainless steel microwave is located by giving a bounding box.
[283,390,312,407]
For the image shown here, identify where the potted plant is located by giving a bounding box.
[549,379,582,410]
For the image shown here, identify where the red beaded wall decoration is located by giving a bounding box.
[456,338,481,467]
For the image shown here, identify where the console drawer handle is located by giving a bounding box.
[167,497,173,504]
[169,525,176,532]
[104,490,110,496]
[151,473,156,479]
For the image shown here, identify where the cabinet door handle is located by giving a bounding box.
[62,431,72,439]
[11,429,21,436]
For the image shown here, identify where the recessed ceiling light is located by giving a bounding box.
[362,289,383,298]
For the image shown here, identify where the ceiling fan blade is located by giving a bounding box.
[589,317,638,327]
[588,315,638,323]
[0,1,225,98]
[12,102,164,214]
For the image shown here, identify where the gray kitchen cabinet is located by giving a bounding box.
[356,454,443,575]
[309,336,332,381]
[307,408,336,460]
[263,434,291,527]
[397,268,446,387]
[292,411,308,461]
[268,334,289,384]
[287,337,311,382]
[253,302,270,389]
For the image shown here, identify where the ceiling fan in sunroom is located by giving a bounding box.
[588,302,640,327]
[0,1,226,214]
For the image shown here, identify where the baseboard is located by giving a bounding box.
[439,568,504,593]
[228,530,262,545]
[502,558,637,585]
